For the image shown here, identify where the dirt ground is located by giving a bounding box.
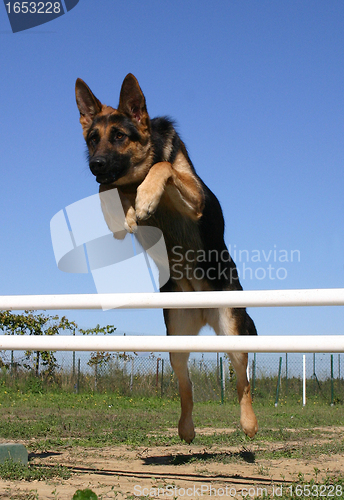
[1,427,343,499]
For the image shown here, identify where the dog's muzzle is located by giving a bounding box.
[89,157,115,185]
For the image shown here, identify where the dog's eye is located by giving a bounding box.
[115,132,125,140]
[88,134,99,148]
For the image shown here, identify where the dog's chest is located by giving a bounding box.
[141,205,202,256]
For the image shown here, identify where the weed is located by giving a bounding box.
[1,490,40,500]
[0,459,71,481]
[72,489,98,500]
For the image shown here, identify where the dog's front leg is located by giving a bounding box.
[117,190,138,234]
[135,161,172,221]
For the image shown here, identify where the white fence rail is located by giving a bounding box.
[0,288,344,310]
[0,288,343,353]
[0,334,343,353]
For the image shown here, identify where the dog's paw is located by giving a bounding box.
[124,206,138,233]
[135,200,157,221]
[178,417,195,444]
[135,184,161,221]
[240,407,258,438]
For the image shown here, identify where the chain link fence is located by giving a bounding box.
[1,348,344,405]
[251,352,344,405]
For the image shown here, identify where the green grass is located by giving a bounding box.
[0,385,343,450]
[0,490,40,500]
[0,459,71,481]
[0,383,344,498]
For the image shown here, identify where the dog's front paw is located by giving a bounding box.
[124,206,138,233]
[135,184,161,221]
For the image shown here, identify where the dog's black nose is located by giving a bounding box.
[89,157,107,176]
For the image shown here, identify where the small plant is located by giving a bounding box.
[0,459,30,481]
[72,489,98,500]
[2,489,40,500]
[0,459,71,481]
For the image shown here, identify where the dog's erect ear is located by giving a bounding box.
[75,78,102,136]
[118,74,150,128]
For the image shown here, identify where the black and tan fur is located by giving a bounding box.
[75,74,258,442]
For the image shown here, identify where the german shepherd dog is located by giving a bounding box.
[75,74,258,442]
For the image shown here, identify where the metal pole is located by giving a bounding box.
[275,357,283,407]
[130,358,134,392]
[217,352,219,382]
[72,351,75,378]
[338,354,341,380]
[220,357,224,404]
[303,355,306,406]
[223,359,226,391]
[77,358,81,394]
[161,359,164,398]
[94,363,98,392]
[156,358,160,392]
[331,354,334,406]
[285,353,288,395]
[252,353,256,399]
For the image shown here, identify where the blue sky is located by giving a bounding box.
[0,0,343,340]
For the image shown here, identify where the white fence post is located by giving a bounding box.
[303,355,306,406]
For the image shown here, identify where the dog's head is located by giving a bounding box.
[75,74,153,186]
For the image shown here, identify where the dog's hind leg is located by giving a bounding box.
[227,351,258,438]
[169,351,195,443]
[165,308,204,443]
[207,308,258,438]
